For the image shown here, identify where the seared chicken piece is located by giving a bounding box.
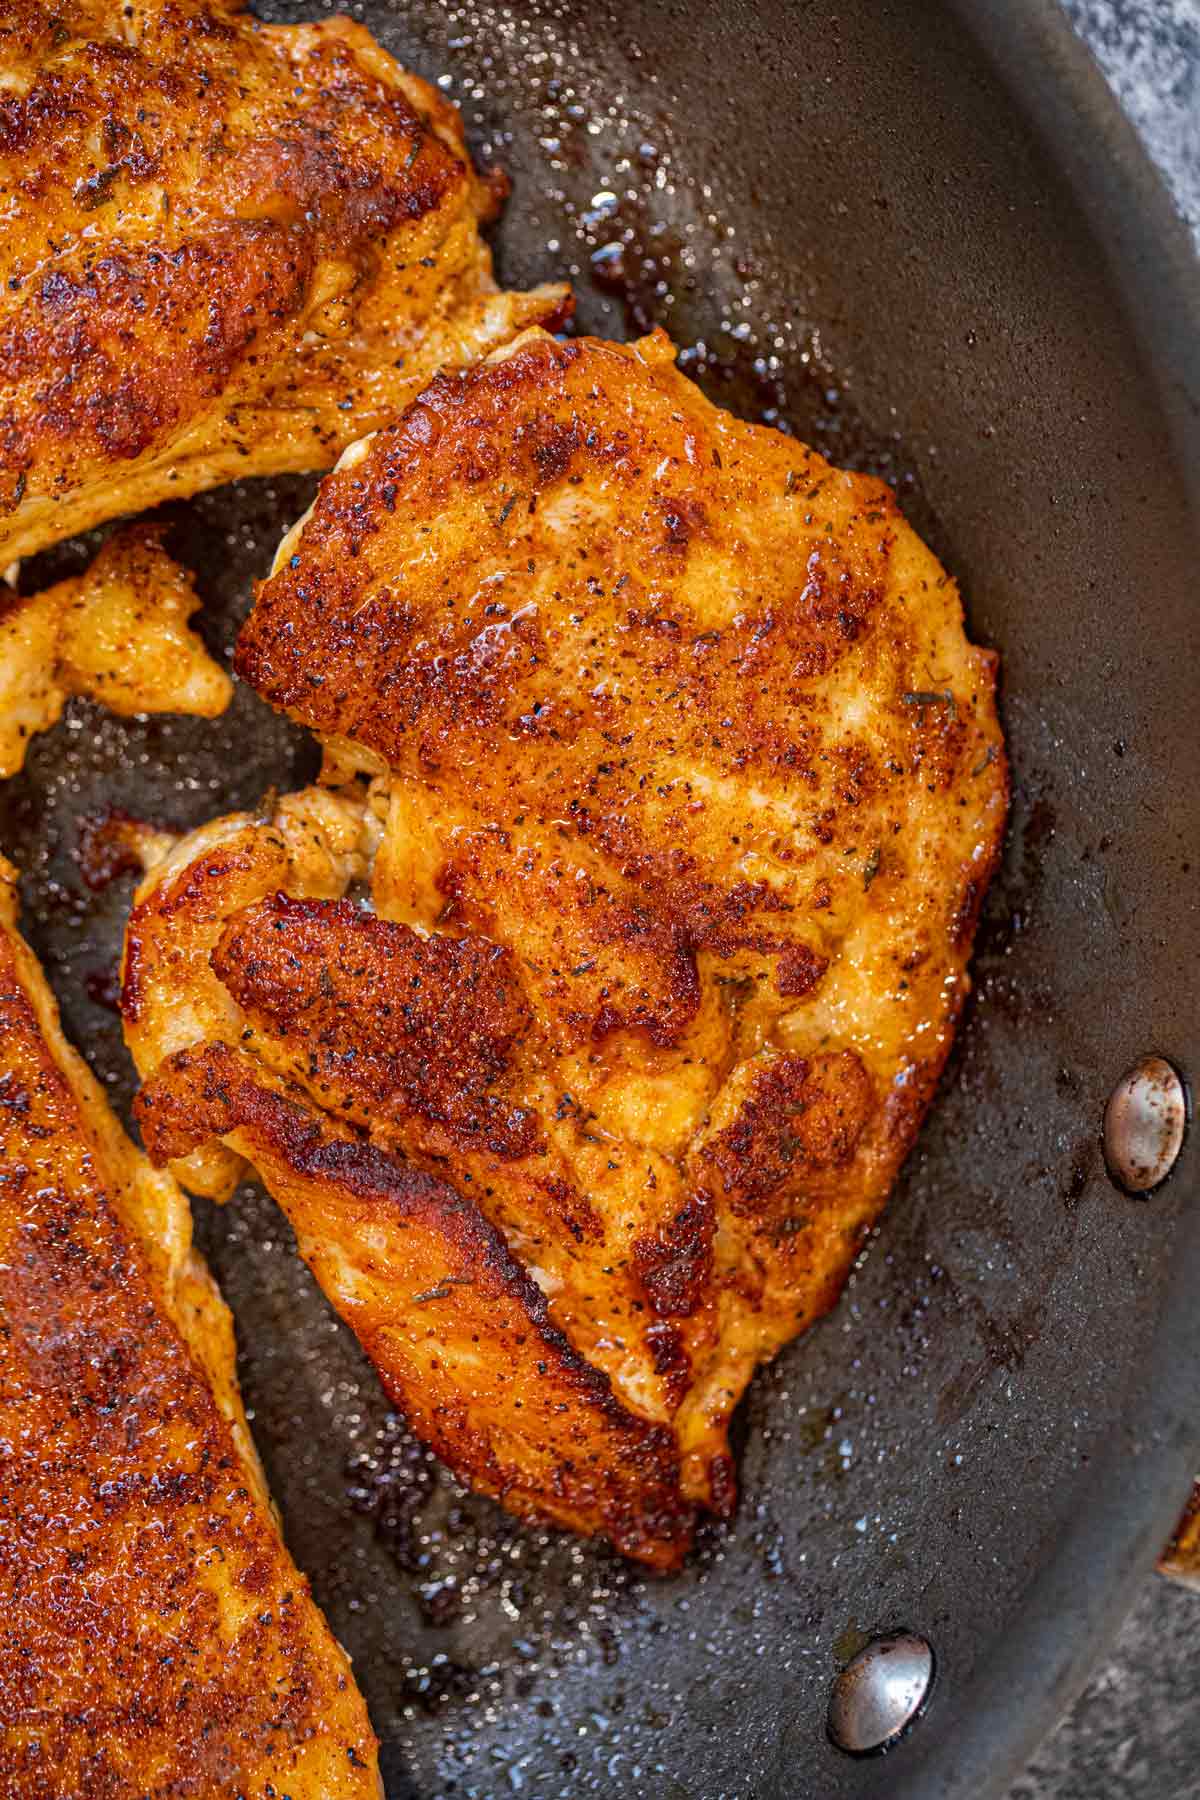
[0,525,230,777]
[124,797,693,1566]
[139,1038,693,1566]
[0,860,378,1796]
[127,329,1007,1563]
[123,786,378,1202]
[0,0,568,565]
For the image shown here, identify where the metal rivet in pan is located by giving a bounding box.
[827,1632,935,1756]
[1103,1056,1189,1195]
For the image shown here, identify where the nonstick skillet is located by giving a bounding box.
[3,1,1197,1795]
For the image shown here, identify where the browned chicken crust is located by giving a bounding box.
[0,524,231,777]
[0,859,378,1797]
[137,1038,693,1567]
[120,793,696,1564]
[0,0,568,563]
[214,893,543,1161]
[128,329,1007,1565]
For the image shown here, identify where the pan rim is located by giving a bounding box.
[868,3,1200,1796]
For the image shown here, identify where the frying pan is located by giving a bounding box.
[3,0,1198,1794]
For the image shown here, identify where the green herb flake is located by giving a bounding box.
[901,688,956,719]
[411,1275,474,1305]
[411,1282,451,1304]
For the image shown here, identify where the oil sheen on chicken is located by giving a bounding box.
[126,330,1008,1568]
[0,858,379,1797]
[0,0,568,564]
[0,525,231,778]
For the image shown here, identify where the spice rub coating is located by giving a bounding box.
[213,893,541,1161]
[0,525,230,778]
[136,1038,694,1569]
[129,329,1007,1558]
[0,0,567,563]
[124,796,696,1567]
[0,859,378,1798]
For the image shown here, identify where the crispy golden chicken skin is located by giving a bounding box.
[0,525,231,777]
[127,329,1007,1564]
[0,860,378,1797]
[0,0,568,565]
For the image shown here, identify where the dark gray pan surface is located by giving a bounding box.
[2,3,1197,1795]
